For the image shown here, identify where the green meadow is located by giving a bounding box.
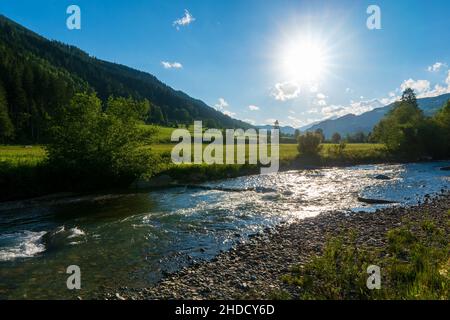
[0,133,387,167]
[0,145,47,166]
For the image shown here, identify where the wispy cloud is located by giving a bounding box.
[427,62,447,72]
[214,97,235,117]
[272,81,300,101]
[265,118,277,124]
[316,99,385,119]
[161,61,183,69]
[214,98,229,111]
[400,77,450,98]
[173,9,195,30]
[223,110,236,117]
[248,105,259,111]
[400,79,431,95]
[300,69,450,125]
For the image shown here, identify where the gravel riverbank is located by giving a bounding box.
[103,192,450,300]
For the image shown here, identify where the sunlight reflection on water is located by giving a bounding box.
[0,161,448,298]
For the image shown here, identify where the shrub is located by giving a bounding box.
[297,132,323,156]
[329,141,347,158]
[45,93,158,189]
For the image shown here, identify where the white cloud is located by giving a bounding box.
[214,98,229,111]
[345,88,353,93]
[320,99,385,119]
[417,84,450,98]
[287,116,304,127]
[400,79,431,95]
[161,61,183,69]
[173,9,195,30]
[309,84,319,93]
[317,99,327,106]
[380,97,392,105]
[248,105,259,111]
[265,118,278,125]
[320,105,346,118]
[296,71,450,125]
[214,98,235,117]
[427,62,447,72]
[243,119,256,125]
[272,82,300,101]
[312,93,327,107]
[349,99,384,113]
[223,110,236,117]
[399,77,450,98]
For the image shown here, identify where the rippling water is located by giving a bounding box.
[0,161,449,299]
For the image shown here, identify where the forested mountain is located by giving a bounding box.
[0,15,250,143]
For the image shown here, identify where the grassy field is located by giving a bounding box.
[0,124,388,166]
[0,142,387,166]
[0,145,47,166]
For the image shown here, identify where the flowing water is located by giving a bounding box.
[0,161,449,299]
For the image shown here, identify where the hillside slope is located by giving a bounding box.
[0,15,250,142]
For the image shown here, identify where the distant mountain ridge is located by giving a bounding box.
[256,124,297,135]
[257,93,450,138]
[306,93,450,139]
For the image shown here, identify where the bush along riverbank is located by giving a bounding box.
[102,192,450,300]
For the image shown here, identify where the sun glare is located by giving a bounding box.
[282,40,327,83]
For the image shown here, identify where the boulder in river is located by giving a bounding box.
[357,197,397,204]
[374,174,392,180]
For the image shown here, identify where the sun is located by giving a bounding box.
[282,40,327,83]
[278,35,330,85]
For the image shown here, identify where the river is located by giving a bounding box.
[0,161,449,299]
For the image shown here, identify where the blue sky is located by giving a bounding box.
[1,0,450,128]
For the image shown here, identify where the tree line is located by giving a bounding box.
[297,88,450,160]
[372,88,450,159]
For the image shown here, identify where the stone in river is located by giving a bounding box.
[374,174,391,180]
[357,197,397,204]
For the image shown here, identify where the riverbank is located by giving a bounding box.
[102,192,450,300]
[0,143,389,201]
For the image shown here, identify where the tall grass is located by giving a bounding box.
[281,217,449,300]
